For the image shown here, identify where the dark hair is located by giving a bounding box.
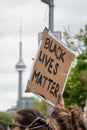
[14,108,52,130]
[0,121,6,130]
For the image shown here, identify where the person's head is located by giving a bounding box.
[47,104,86,130]
[10,108,52,130]
[0,121,6,130]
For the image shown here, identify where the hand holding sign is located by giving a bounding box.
[55,92,64,109]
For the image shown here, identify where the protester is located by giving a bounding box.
[47,93,86,130]
[0,121,6,130]
[9,92,86,130]
[9,108,52,130]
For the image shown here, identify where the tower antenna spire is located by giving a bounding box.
[19,16,22,62]
[20,16,22,42]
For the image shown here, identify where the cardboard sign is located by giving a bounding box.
[25,28,75,105]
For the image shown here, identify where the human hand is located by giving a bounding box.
[55,92,64,109]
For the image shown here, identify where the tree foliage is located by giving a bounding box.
[0,111,12,129]
[63,25,87,108]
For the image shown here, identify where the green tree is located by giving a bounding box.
[63,25,87,108]
[0,111,12,129]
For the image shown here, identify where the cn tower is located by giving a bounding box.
[15,24,26,108]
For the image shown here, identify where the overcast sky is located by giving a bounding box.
[0,0,87,111]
